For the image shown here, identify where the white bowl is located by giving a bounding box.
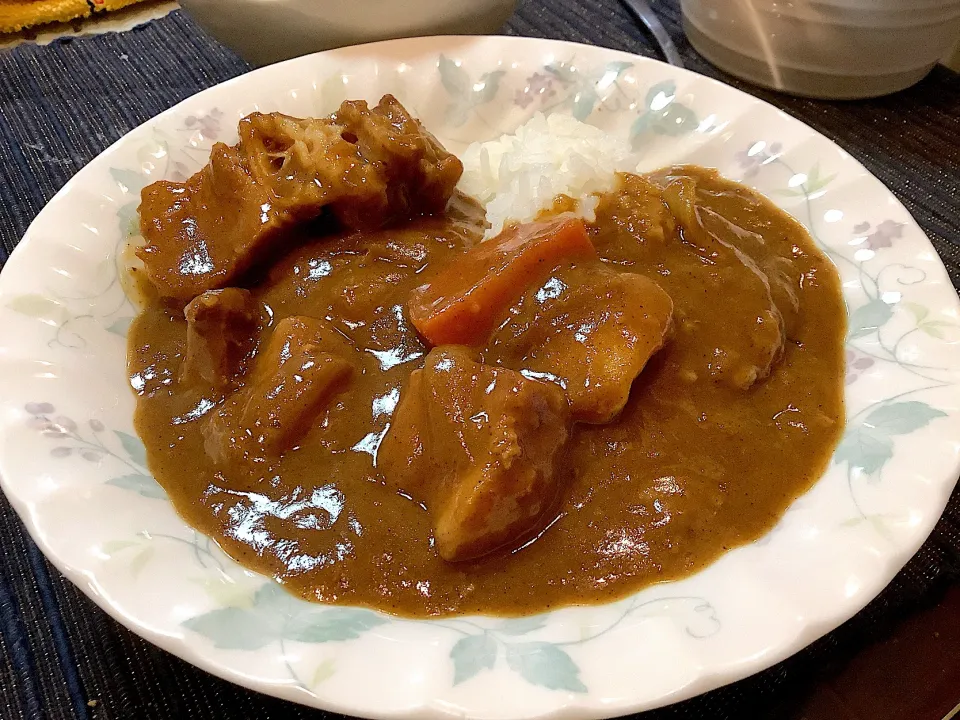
[682,0,960,98]
[178,0,518,65]
[2,35,959,720]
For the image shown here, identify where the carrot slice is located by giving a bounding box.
[409,214,597,347]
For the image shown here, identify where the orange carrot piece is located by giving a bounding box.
[409,214,597,347]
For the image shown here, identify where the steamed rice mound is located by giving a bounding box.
[457,113,642,238]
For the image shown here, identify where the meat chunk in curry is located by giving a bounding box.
[379,346,570,562]
[332,96,463,227]
[136,95,463,303]
[594,170,787,390]
[203,315,356,462]
[137,142,278,303]
[181,288,262,390]
[663,173,788,389]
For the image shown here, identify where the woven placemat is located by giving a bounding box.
[0,3,958,718]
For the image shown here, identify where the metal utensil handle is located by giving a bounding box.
[620,0,685,68]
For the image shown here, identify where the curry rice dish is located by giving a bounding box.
[127,95,845,618]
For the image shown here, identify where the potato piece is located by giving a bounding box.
[488,264,674,423]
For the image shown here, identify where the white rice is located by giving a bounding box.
[458,113,641,239]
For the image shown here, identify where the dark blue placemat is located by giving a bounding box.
[0,3,958,719]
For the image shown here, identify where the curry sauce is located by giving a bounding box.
[129,155,845,617]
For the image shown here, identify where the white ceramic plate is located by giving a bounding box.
[1,36,958,720]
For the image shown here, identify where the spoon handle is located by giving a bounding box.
[619,0,685,68]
